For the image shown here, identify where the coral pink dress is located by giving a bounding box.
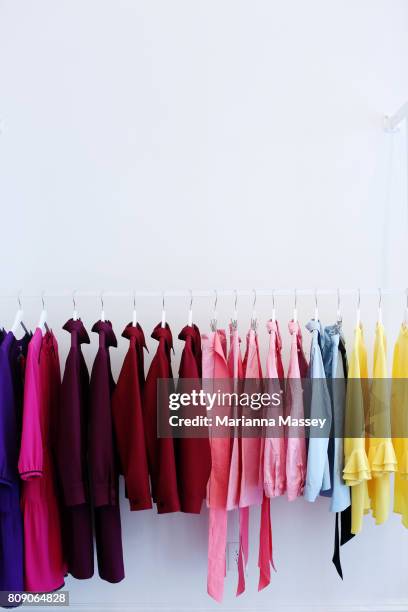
[18,329,66,592]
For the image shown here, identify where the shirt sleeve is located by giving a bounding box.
[18,344,43,480]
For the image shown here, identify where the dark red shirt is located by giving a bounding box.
[176,324,211,513]
[112,323,151,511]
[143,323,180,514]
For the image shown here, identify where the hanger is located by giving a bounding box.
[161,292,166,328]
[132,292,137,327]
[314,289,319,321]
[336,288,342,324]
[378,288,383,325]
[271,290,276,323]
[210,290,218,332]
[356,288,361,326]
[293,288,298,323]
[250,288,257,330]
[231,289,238,329]
[11,292,28,335]
[38,291,50,333]
[100,292,105,322]
[72,290,78,321]
[188,289,193,327]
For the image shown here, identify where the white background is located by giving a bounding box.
[1,1,408,610]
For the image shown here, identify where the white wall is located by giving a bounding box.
[1,1,408,610]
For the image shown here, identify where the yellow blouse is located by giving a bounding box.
[392,324,408,527]
[367,323,396,524]
[343,325,371,534]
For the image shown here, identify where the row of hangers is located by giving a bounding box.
[8,288,408,339]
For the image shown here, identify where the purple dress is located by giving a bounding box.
[89,321,124,583]
[56,319,94,579]
[0,331,29,593]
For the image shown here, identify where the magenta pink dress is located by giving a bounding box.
[18,329,66,592]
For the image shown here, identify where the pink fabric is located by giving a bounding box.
[18,329,66,592]
[264,320,286,497]
[203,330,230,602]
[285,321,308,501]
[226,324,243,511]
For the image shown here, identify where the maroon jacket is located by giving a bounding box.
[176,324,211,513]
[90,320,124,583]
[143,323,180,514]
[112,323,151,511]
[57,318,94,579]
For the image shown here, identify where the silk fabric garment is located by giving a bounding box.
[144,323,180,513]
[56,318,94,580]
[176,324,211,514]
[112,323,151,512]
[0,331,25,593]
[285,321,308,500]
[367,323,396,525]
[18,329,66,592]
[343,325,371,534]
[391,324,408,526]
[263,319,286,498]
[202,329,230,603]
[90,320,124,583]
[304,319,332,501]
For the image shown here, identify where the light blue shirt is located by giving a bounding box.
[320,323,350,513]
[304,320,332,502]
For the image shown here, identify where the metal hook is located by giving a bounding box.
[210,290,218,331]
[188,289,193,327]
[314,289,318,309]
[234,289,238,312]
[133,292,136,310]
[162,292,165,311]
[357,288,361,309]
[293,288,298,323]
[251,289,257,330]
[41,290,46,310]
[314,288,319,320]
[337,288,341,312]
[294,288,297,309]
[132,291,137,327]
[378,288,382,309]
[100,292,104,311]
[252,288,257,310]
[72,290,77,311]
[17,291,22,310]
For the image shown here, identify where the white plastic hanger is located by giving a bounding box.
[378,288,383,325]
[188,289,193,327]
[100,292,105,322]
[231,289,238,329]
[251,289,257,330]
[314,289,319,321]
[161,292,166,328]
[38,292,50,333]
[271,290,276,323]
[356,288,361,326]
[210,290,218,331]
[293,288,298,323]
[11,292,28,335]
[336,288,342,324]
[72,290,78,321]
[132,292,137,327]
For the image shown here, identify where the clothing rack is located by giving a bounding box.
[0,288,407,299]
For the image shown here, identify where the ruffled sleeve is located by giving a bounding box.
[343,443,371,485]
[369,439,397,477]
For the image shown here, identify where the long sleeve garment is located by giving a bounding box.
[263,319,286,498]
[304,320,332,501]
[320,322,354,579]
[89,320,124,583]
[112,323,151,512]
[176,324,211,514]
[391,324,408,527]
[0,331,25,592]
[202,329,231,603]
[144,323,180,514]
[367,323,396,525]
[242,327,274,594]
[285,321,308,500]
[18,329,66,592]
[56,318,94,579]
[343,324,371,534]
